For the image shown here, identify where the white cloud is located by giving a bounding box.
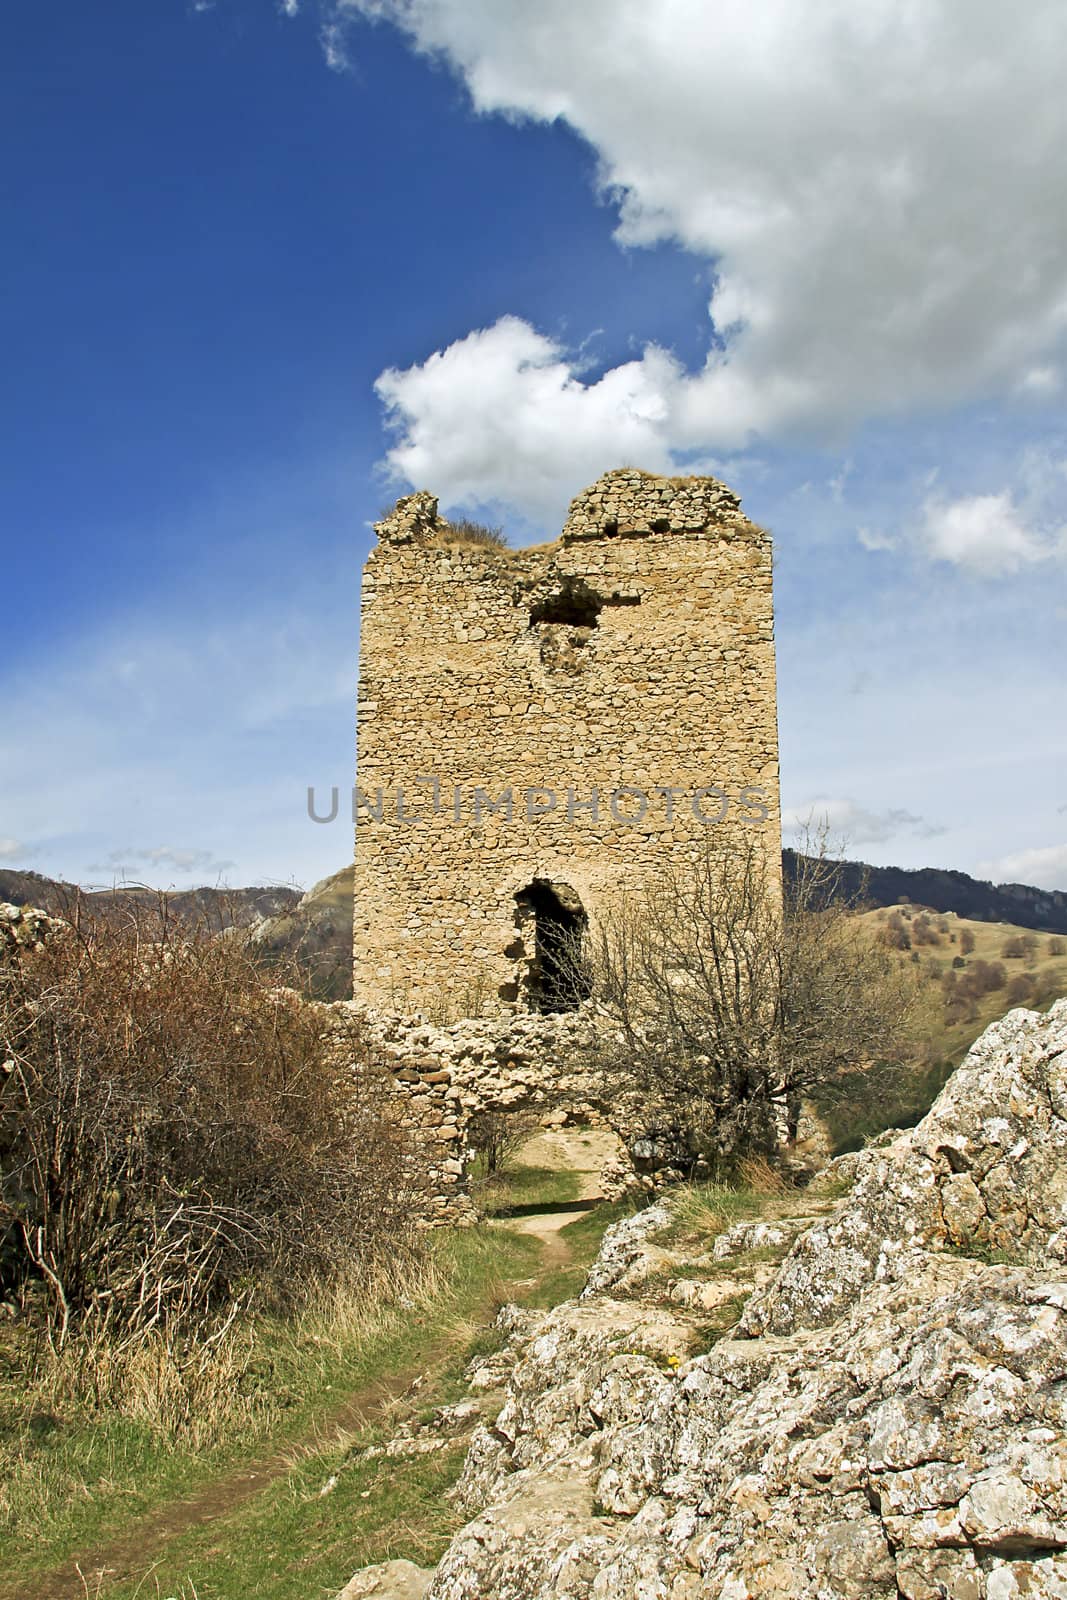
[375,317,678,520]
[916,490,1062,577]
[320,21,351,71]
[783,798,945,849]
[281,0,300,14]
[856,525,897,555]
[339,0,1067,514]
[93,846,237,883]
[977,843,1067,892]
[0,838,25,861]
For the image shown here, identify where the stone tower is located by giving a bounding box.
[353,468,781,1015]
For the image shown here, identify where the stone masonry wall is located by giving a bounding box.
[353,468,780,1017]
[351,1003,611,1224]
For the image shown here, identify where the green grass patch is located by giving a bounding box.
[522,1199,644,1309]
[474,1161,582,1217]
[0,1224,540,1596]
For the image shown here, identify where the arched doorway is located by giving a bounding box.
[513,879,590,1013]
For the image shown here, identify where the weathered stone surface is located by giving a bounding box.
[0,900,62,958]
[742,999,1067,1337]
[335,1559,433,1599]
[353,468,780,1018]
[334,1001,1067,1599]
[350,1003,620,1223]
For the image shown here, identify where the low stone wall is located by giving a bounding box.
[348,1004,616,1224]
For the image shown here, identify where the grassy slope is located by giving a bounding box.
[0,1225,540,1597]
[814,908,1066,1152]
[0,1147,628,1600]
[103,1195,636,1600]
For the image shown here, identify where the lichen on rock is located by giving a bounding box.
[337,1001,1067,1599]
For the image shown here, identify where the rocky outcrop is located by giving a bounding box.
[339,1000,1067,1598]
[0,901,62,957]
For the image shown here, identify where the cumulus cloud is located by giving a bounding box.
[376,317,679,520]
[783,798,945,849]
[340,0,1067,513]
[0,838,25,861]
[977,843,1067,893]
[916,490,1063,577]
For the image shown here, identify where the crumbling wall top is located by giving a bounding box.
[373,490,444,546]
[561,468,746,542]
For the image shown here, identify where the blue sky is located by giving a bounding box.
[2,0,1065,893]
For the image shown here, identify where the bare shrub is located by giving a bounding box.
[959,927,976,955]
[577,834,925,1172]
[1049,937,1066,957]
[878,911,911,951]
[1002,932,1038,960]
[911,914,941,947]
[466,1108,540,1175]
[963,958,1007,997]
[1005,972,1037,1006]
[0,898,414,1351]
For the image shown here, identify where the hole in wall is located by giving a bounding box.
[513,880,591,1013]
[528,576,604,630]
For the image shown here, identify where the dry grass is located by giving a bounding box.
[434,517,510,551]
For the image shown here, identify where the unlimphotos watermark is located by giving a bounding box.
[306,777,770,828]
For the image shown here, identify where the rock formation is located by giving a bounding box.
[340,1000,1067,1598]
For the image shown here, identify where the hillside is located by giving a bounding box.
[251,865,354,999]
[6,852,1066,1005]
[0,867,300,933]
[785,847,1067,932]
[810,903,1067,1153]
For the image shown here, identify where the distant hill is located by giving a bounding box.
[251,866,354,1000]
[784,850,1067,934]
[5,851,1064,1002]
[0,867,301,933]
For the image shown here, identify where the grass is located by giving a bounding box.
[0,1224,541,1597]
[473,1161,582,1218]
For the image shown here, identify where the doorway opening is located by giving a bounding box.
[513,880,590,1013]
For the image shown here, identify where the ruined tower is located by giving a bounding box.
[353,468,781,1015]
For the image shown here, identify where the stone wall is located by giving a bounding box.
[353,468,781,1016]
[353,1003,614,1225]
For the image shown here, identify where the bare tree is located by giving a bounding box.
[574,833,925,1174]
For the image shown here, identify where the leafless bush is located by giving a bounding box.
[466,1108,539,1174]
[1002,932,1038,960]
[1005,972,1037,1006]
[878,912,911,951]
[959,927,976,955]
[0,897,414,1351]
[575,834,925,1172]
[960,958,1007,998]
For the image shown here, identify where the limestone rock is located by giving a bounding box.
[383,1001,1067,1598]
[0,901,62,958]
[742,999,1067,1338]
[336,1559,433,1599]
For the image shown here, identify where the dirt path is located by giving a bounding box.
[11,1191,597,1600]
